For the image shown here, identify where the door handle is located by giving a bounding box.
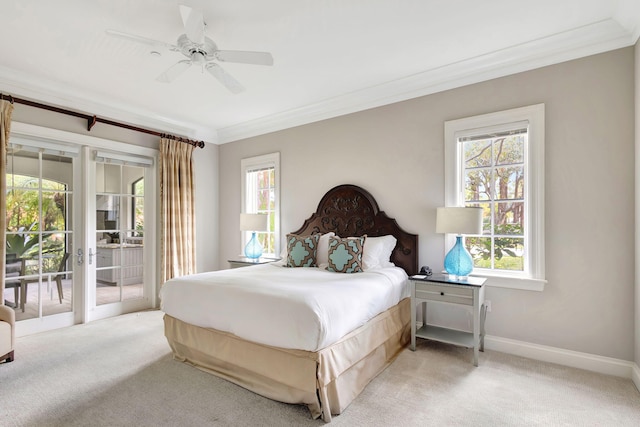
[77,248,84,265]
[88,248,94,265]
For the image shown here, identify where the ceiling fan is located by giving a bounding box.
[106,5,273,94]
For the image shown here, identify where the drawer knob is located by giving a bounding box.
[440,292,444,296]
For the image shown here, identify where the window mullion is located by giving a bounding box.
[38,151,43,278]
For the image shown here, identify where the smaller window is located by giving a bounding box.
[241,153,280,257]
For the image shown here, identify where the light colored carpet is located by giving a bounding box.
[1,310,639,426]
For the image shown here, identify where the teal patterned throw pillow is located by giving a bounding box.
[327,235,366,273]
[286,234,320,267]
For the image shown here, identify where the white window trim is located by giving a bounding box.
[444,104,546,292]
[240,152,280,256]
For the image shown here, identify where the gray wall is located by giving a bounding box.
[193,144,219,273]
[219,47,635,361]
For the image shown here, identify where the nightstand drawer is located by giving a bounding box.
[414,283,474,305]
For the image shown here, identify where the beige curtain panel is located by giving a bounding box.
[160,137,196,283]
[0,100,14,304]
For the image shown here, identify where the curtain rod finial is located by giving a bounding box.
[87,115,97,131]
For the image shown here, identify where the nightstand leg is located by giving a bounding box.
[410,320,416,351]
[480,303,487,352]
[410,283,416,351]
[473,289,480,367]
[473,332,479,367]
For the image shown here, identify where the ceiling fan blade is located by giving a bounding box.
[157,60,192,83]
[215,50,274,66]
[206,63,245,94]
[105,29,178,52]
[179,5,205,45]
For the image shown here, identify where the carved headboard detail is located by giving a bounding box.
[291,184,418,275]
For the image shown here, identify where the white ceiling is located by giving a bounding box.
[0,0,638,144]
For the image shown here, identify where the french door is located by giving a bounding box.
[85,149,156,322]
[5,123,157,336]
[4,136,79,333]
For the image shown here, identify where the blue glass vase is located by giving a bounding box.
[244,232,263,259]
[444,235,474,278]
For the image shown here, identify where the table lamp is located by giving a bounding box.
[436,207,483,278]
[240,213,269,259]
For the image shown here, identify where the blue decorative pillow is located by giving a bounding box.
[286,234,320,267]
[327,235,366,273]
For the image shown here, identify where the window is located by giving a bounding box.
[241,153,280,257]
[444,104,545,291]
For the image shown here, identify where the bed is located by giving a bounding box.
[161,184,418,422]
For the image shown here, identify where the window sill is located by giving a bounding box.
[470,273,546,292]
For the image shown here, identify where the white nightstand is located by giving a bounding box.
[228,257,281,269]
[409,274,487,366]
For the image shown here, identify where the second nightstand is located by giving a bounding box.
[228,257,281,269]
[409,274,487,366]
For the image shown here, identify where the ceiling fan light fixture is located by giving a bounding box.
[192,51,206,66]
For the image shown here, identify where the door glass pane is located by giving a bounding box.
[42,234,72,317]
[94,162,145,306]
[96,244,122,305]
[123,193,144,302]
[6,189,41,232]
[4,150,73,320]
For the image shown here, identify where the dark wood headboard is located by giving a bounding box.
[291,184,418,276]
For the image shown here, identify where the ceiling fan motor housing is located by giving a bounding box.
[177,34,218,61]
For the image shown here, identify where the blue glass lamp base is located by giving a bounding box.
[444,235,474,278]
[244,232,263,259]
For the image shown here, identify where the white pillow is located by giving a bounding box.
[362,235,397,271]
[317,232,335,268]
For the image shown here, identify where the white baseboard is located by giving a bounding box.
[632,363,640,392]
[485,335,639,380]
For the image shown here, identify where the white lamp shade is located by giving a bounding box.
[436,207,483,235]
[240,213,269,232]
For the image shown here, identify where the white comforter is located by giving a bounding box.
[160,263,409,352]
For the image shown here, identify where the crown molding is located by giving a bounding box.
[0,66,218,143]
[217,18,635,144]
[0,16,636,146]
[615,0,640,42]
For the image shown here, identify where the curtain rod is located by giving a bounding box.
[0,93,205,149]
